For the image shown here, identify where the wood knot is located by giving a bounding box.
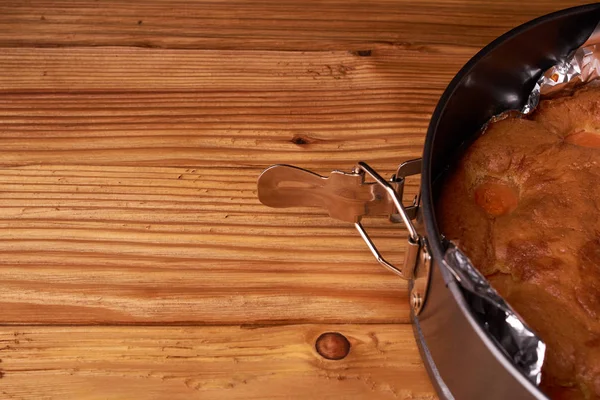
[291,134,319,146]
[353,50,372,57]
[315,332,350,360]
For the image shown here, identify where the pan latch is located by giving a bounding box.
[257,159,431,315]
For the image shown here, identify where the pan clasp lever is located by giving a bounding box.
[257,160,430,313]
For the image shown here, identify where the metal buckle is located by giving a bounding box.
[352,161,419,280]
[257,159,431,315]
[258,163,403,224]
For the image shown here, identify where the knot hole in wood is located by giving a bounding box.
[315,332,351,360]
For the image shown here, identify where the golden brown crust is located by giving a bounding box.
[438,85,600,400]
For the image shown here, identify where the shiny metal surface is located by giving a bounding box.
[410,236,432,315]
[257,161,428,283]
[442,244,545,385]
[352,161,432,314]
[414,256,547,400]
[257,164,401,224]
[390,158,422,223]
[524,19,600,113]
[354,162,418,241]
[354,221,407,278]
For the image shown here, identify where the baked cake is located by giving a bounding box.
[438,85,600,399]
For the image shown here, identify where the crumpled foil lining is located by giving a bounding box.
[442,20,600,387]
[524,21,600,113]
[443,241,545,385]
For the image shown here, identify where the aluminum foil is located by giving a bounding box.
[523,21,600,113]
[441,21,600,387]
[443,241,545,385]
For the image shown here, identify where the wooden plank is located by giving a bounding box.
[0,91,431,168]
[0,0,590,51]
[0,324,435,400]
[0,45,456,170]
[0,45,472,94]
[0,165,417,324]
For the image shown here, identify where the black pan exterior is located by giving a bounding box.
[416,4,600,399]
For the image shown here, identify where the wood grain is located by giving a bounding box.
[0,0,589,51]
[0,45,460,170]
[0,324,434,400]
[0,45,469,93]
[0,164,416,324]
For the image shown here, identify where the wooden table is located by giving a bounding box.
[0,1,591,398]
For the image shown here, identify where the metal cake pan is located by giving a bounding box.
[418,4,600,399]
